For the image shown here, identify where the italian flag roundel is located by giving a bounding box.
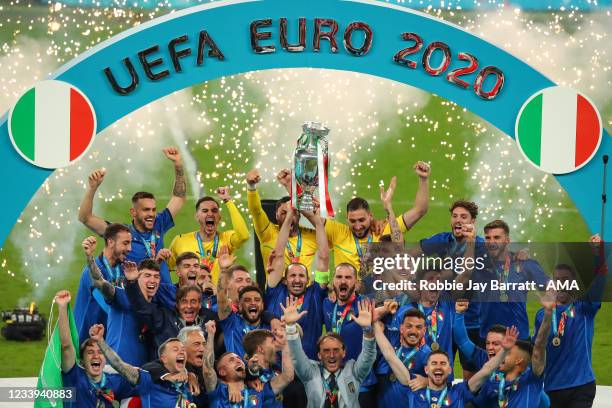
[515,86,602,174]
[8,80,96,169]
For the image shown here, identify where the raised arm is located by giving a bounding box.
[163,147,187,218]
[268,206,295,288]
[401,162,430,230]
[90,324,140,386]
[246,169,274,238]
[381,176,403,244]
[202,321,218,392]
[532,294,553,376]
[585,234,608,302]
[55,290,76,373]
[216,267,233,321]
[83,236,115,302]
[373,321,410,385]
[283,296,314,382]
[270,328,295,395]
[78,169,108,236]
[351,299,377,382]
[453,224,478,292]
[276,168,292,195]
[452,301,476,359]
[217,187,250,248]
[468,326,518,392]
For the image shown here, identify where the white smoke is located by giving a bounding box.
[459,8,611,239]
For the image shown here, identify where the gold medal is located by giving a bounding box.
[430,403,439,408]
[500,292,508,302]
[552,337,561,347]
[431,342,440,351]
[188,404,197,408]
[389,373,396,382]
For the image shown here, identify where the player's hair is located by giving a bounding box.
[402,308,426,324]
[275,196,291,212]
[177,326,205,344]
[79,338,98,357]
[553,263,577,278]
[238,285,263,300]
[316,332,346,352]
[484,219,510,236]
[195,196,220,211]
[450,200,479,219]
[515,340,533,357]
[103,223,131,245]
[335,263,357,278]
[158,337,182,358]
[176,284,202,304]
[176,251,200,267]
[243,329,274,358]
[346,197,370,213]
[215,352,236,372]
[487,324,507,336]
[138,258,160,272]
[226,264,249,278]
[284,262,309,279]
[427,350,451,364]
[131,191,155,204]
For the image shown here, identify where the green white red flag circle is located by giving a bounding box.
[8,80,97,169]
[515,86,602,175]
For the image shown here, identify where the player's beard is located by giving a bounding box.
[135,215,153,232]
[334,283,355,302]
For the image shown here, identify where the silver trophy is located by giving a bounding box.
[293,122,330,212]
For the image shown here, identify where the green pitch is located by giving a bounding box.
[0,5,610,384]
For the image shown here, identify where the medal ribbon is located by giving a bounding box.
[101,256,122,286]
[90,373,116,405]
[395,346,419,370]
[426,387,449,408]
[353,235,373,258]
[258,368,275,384]
[418,303,440,345]
[196,232,219,267]
[449,234,467,257]
[495,371,522,408]
[172,381,192,407]
[332,295,356,333]
[294,294,305,312]
[286,229,302,263]
[130,225,157,258]
[320,366,340,406]
[552,303,575,339]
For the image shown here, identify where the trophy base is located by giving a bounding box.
[297,192,315,212]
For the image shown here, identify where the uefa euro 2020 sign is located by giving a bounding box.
[1,0,609,248]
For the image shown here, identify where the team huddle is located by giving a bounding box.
[51,147,606,408]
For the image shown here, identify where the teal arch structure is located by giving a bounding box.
[0,0,609,248]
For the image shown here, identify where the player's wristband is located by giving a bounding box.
[286,324,298,336]
[362,326,373,334]
[247,183,257,191]
[315,271,330,284]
